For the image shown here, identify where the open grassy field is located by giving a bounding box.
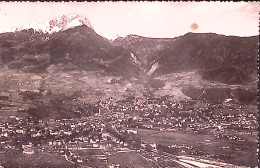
[107,151,154,167]
[0,152,76,168]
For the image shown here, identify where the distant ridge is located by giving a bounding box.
[114,32,258,84]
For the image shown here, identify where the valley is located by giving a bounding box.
[0,14,258,167]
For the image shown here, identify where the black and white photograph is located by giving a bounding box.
[0,1,259,167]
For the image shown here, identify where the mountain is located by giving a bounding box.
[0,15,141,78]
[3,14,257,85]
[114,33,258,84]
[0,14,258,108]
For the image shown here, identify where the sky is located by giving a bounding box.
[0,2,259,39]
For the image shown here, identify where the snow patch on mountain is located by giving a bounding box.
[11,13,93,34]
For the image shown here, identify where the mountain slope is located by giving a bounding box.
[0,25,141,78]
[0,29,48,65]
[114,33,258,84]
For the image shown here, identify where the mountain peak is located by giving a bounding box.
[11,13,93,34]
[47,13,93,33]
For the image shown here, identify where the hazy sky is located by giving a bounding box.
[0,2,259,39]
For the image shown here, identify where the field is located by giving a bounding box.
[0,152,75,168]
[134,128,257,167]
[107,151,154,167]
